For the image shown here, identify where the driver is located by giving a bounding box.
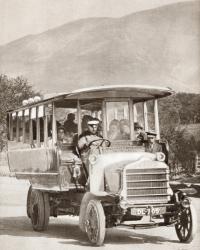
[77,118,102,173]
[78,118,102,154]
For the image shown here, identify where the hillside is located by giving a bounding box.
[0,1,199,93]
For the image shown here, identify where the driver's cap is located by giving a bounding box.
[147,131,157,137]
[87,120,99,126]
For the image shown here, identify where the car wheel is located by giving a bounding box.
[30,190,50,231]
[85,199,105,246]
[175,204,197,243]
[79,192,94,232]
[26,185,32,218]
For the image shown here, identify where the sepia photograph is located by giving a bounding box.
[0,0,200,249]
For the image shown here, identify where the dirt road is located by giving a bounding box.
[0,176,199,250]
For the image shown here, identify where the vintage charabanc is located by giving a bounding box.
[6,85,197,246]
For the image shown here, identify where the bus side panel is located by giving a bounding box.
[16,173,60,191]
[7,147,57,173]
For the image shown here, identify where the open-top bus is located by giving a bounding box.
[6,85,197,246]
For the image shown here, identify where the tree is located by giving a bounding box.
[171,129,196,174]
[159,95,181,141]
[0,74,41,150]
[158,94,200,175]
[177,93,200,124]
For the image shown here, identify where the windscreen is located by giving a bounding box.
[106,102,130,140]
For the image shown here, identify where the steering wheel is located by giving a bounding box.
[87,138,111,149]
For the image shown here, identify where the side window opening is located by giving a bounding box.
[18,111,23,142]
[44,104,53,141]
[48,115,52,138]
[37,106,44,146]
[8,111,30,149]
[31,107,37,142]
[12,112,17,141]
[39,117,44,143]
[8,113,13,141]
[24,109,30,143]
[55,106,78,145]
[7,113,10,141]
[8,105,53,148]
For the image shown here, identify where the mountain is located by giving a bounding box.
[0,1,199,94]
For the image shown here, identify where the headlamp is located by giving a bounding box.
[156,152,166,162]
[88,154,97,165]
[181,197,190,208]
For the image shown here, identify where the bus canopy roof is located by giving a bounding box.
[8,85,174,112]
[66,85,173,99]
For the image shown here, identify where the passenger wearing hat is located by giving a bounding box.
[64,113,77,134]
[134,122,147,143]
[145,131,163,153]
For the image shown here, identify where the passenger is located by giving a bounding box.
[134,122,147,143]
[145,131,163,153]
[107,119,122,140]
[64,113,77,134]
[120,119,130,140]
[57,126,75,145]
[81,115,93,132]
[65,132,74,144]
[57,127,66,144]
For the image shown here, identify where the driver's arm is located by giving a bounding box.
[77,136,87,151]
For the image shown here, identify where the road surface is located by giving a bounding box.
[0,176,199,250]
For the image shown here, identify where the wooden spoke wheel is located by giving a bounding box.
[85,200,105,246]
[30,190,50,231]
[175,204,197,243]
[79,192,94,232]
[26,185,32,218]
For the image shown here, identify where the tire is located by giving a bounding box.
[26,185,32,218]
[85,199,106,246]
[175,204,197,243]
[30,190,50,231]
[79,192,95,232]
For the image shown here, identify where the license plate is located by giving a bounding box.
[131,207,166,216]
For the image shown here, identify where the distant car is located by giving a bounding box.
[6,85,197,246]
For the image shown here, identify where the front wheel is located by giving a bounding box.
[30,190,50,231]
[175,204,197,243]
[85,199,105,246]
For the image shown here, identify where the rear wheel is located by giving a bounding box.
[26,185,32,218]
[175,204,197,243]
[85,199,105,246]
[30,190,50,231]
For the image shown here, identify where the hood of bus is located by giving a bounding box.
[89,152,168,194]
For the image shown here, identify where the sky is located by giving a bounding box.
[0,0,196,45]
